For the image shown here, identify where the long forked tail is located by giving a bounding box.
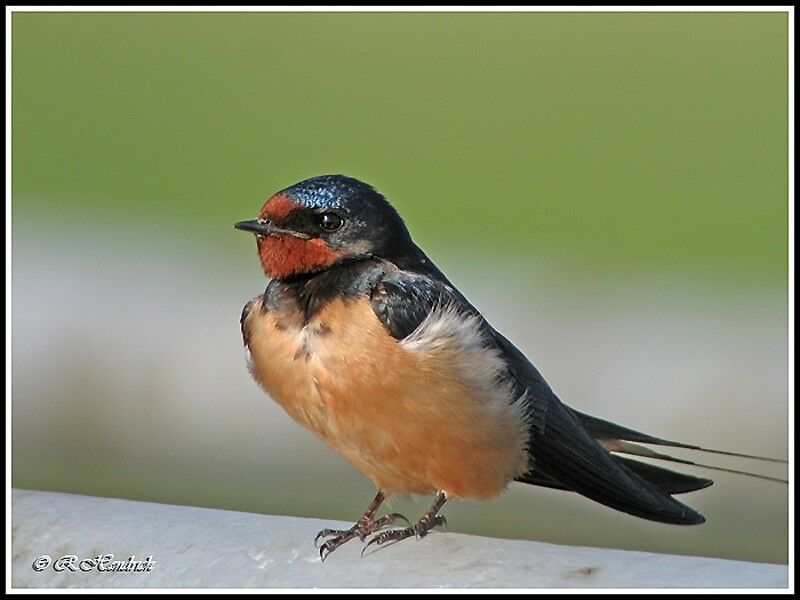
[516,400,787,525]
[574,411,789,484]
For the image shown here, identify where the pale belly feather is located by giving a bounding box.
[243,295,530,499]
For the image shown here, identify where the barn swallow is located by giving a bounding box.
[235,174,786,561]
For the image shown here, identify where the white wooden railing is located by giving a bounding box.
[10,489,788,589]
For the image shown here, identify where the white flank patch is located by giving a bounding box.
[400,303,531,433]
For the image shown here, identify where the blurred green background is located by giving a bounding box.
[12,11,788,567]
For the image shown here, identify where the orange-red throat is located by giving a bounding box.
[257,235,342,279]
[254,193,343,279]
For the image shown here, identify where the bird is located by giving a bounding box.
[234,174,786,561]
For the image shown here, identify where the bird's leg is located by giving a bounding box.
[315,490,408,561]
[362,491,448,554]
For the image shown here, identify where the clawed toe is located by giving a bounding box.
[361,513,447,556]
[415,514,446,539]
[314,512,408,560]
[315,491,448,560]
[314,528,345,548]
[381,512,411,530]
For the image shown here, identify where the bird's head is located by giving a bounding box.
[235,175,412,280]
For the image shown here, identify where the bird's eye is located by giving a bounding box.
[319,212,344,232]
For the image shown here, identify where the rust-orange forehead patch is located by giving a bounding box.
[259,193,300,221]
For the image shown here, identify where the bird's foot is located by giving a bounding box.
[361,513,447,555]
[315,513,408,561]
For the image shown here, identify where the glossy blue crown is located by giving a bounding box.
[282,175,383,211]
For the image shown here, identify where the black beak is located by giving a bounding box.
[234,219,280,236]
[234,219,311,239]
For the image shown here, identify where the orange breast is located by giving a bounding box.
[243,295,530,499]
